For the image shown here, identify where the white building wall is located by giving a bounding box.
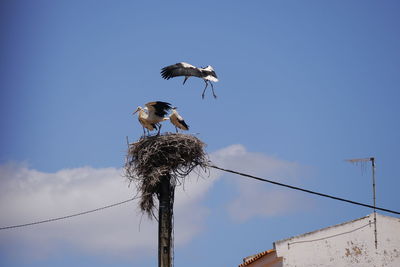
[274,213,400,267]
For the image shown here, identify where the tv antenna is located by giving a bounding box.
[345,157,377,249]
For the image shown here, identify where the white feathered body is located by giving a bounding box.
[169,109,189,131]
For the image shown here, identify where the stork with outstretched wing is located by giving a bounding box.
[161,62,218,99]
[133,101,172,136]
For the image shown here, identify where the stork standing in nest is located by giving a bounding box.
[133,101,172,136]
[161,62,219,99]
[169,107,189,133]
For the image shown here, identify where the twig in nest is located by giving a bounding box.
[124,133,209,218]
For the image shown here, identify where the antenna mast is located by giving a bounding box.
[346,157,377,249]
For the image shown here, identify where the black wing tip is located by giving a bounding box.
[155,100,171,105]
[155,101,172,108]
[160,67,173,80]
[153,101,172,117]
[180,119,189,130]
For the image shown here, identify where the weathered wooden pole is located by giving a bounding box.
[158,174,173,267]
[125,134,207,267]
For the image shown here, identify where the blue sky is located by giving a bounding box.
[1,1,399,266]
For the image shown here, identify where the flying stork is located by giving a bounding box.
[161,62,219,99]
[133,101,172,136]
[169,107,189,133]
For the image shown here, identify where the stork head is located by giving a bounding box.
[132,106,142,115]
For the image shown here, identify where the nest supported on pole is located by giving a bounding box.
[125,133,208,217]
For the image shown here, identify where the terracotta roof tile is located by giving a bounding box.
[238,249,275,267]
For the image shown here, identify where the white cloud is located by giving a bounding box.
[0,162,219,261]
[211,144,305,181]
[209,144,312,222]
[0,145,311,260]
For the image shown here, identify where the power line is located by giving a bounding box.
[2,165,399,231]
[0,197,138,231]
[209,165,400,216]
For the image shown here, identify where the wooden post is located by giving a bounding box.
[158,174,172,267]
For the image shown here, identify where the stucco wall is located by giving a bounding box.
[274,213,400,267]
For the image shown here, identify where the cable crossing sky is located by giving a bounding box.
[1,165,399,231]
[209,165,400,215]
[0,197,137,231]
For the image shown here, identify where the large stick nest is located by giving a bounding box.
[125,133,208,217]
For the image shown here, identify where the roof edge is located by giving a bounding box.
[275,213,373,245]
[239,249,276,267]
